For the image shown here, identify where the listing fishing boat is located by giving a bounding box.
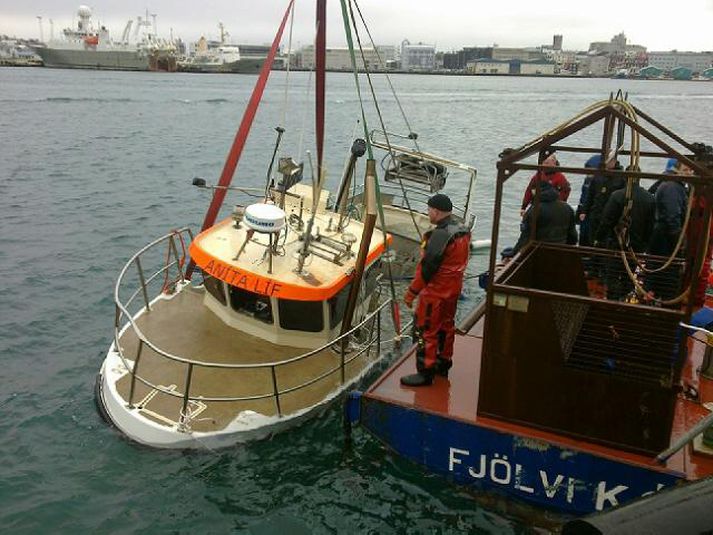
[95,0,406,448]
[346,93,713,516]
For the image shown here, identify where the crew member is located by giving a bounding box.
[520,150,571,216]
[402,194,471,387]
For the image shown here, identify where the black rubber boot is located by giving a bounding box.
[400,371,434,387]
[436,358,453,377]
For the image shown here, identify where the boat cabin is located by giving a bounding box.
[189,183,387,348]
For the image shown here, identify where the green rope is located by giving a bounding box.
[339,0,373,160]
[339,0,401,331]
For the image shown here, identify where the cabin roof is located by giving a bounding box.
[190,212,388,302]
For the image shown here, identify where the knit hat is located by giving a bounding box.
[427,193,453,212]
[665,158,678,173]
[585,155,602,168]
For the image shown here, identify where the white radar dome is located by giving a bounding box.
[78,5,92,17]
[244,203,286,233]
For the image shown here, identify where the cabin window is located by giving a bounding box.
[228,286,273,324]
[203,274,226,305]
[329,283,352,329]
[278,299,324,332]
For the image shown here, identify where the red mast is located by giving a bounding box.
[186,0,294,280]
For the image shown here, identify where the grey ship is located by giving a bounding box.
[178,23,269,74]
[32,5,177,72]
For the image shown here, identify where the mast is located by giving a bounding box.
[340,160,378,335]
[315,0,326,179]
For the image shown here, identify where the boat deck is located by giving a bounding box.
[364,312,713,479]
[114,286,378,432]
[380,204,431,240]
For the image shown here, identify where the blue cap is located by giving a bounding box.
[665,158,678,173]
[585,155,602,168]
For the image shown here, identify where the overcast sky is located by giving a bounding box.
[2,0,712,52]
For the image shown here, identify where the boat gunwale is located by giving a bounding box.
[113,228,393,406]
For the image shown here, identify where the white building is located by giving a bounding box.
[297,45,395,71]
[577,54,610,76]
[647,51,713,73]
[520,61,555,75]
[400,40,435,71]
[466,59,509,74]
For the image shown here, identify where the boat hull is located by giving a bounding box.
[32,46,176,71]
[178,57,266,74]
[355,395,684,515]
[97,337,387,449]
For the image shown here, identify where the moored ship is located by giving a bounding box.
[31,5,177,72]
[178,24,269,74]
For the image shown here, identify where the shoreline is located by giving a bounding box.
[1,63,710,81]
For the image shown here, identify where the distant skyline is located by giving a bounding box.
[2,0,712,52]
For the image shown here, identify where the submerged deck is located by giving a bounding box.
[114,286,379,433]
[364,312,713,479]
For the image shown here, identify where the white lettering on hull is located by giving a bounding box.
[447,447,665,511]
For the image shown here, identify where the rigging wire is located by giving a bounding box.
[339,0,401,335]
[279,0,296,132]
[351,0,420,154]
[346,0,423,242]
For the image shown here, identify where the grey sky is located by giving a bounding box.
[2,0,712,52]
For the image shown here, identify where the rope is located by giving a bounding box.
[588,95,703,305]
[346,0,423,243]
[351,0,420,153]
[280,0,296,131]
[297,68,312,159]
[339,0,401,334]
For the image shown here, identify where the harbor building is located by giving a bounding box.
[491,46,545,62]
[577,54,611,76]
[647,51,713,74]
[466,58,554,75]
[296,44,395,71]
[400,40,436,71]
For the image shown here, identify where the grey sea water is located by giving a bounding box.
[0,67,712,533]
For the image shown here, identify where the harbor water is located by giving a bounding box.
[1,67,712,533]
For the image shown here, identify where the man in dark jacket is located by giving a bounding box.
[580,157,625,245]
[512,181,578,255]
[595,179,655,300]
[647,169,689,301]
[402,194,471,387]
[576,154,602,247]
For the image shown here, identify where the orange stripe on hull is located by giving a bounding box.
[189,223,390,301]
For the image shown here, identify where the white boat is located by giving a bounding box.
[31,5,177,72]
[178,24,267,74]
[95,0,483,449]
[97,179,393,448]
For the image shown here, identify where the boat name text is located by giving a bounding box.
[448,447,665,511]
[204,260,283,296]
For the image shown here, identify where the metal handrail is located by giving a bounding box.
[112,230,392,416]
[350,182,470,220]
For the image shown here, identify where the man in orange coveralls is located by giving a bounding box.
[402,194,471,387]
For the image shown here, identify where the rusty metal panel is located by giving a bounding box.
[480,246,684,455]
